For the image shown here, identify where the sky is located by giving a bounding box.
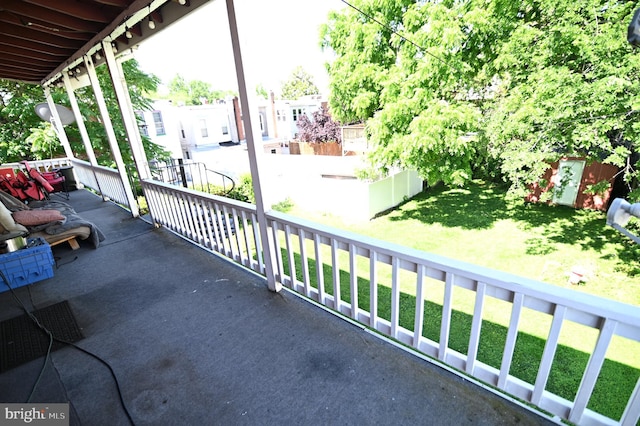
[134,0,347,96]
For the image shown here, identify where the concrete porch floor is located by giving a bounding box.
[0,189,555,425]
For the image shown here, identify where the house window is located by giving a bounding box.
[200,119,208,138]
[153,111,165,136]
[277,110,286,121]
[292,108,306,122]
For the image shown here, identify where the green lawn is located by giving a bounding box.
[281,180,640,421]
[290,180,640,304]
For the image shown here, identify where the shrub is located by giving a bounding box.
[272,197,294,212]
[296,105,342,144]
[355,166,387,182]
[225,173,254,203]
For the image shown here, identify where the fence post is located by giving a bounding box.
[177,158,189,189]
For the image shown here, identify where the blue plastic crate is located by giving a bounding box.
[0,237,54,293]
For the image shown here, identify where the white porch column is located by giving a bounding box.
[86,43,140,217]
[226,0,280,292]
[110,53,150,179]
[43,86,74,159]
[62,71,99,166]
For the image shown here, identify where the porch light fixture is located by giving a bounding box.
[149,9,163,29]
[606,198,640,244]
[125,28,133,39]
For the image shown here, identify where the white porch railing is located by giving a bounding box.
[138,179,640,426]
[70,159,130,208]
[69,159,99,192]
[142,179,264,274]
[2,158,131,210]
[3,158,73,171]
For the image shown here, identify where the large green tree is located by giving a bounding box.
[0,81,50,161]
[322,0,640,197]
[280,66,320,100]
[0,59,169,166]
[165,74,236,105]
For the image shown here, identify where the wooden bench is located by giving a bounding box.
[49,235,80,250]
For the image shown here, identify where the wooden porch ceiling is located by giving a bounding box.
[0,0,204,85]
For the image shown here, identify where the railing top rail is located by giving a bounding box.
[3,158,72,168]
[70,158,120,174]
[150,160,234,177]
[141,178,254,212]
[70,158,90,166]
[267,210,640,326]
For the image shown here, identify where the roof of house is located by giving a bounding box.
[0,0,205,85]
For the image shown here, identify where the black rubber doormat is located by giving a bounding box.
[0,300,83,373]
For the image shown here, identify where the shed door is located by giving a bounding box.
[553,160,585,206]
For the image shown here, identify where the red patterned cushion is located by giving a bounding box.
[12,209,65,226]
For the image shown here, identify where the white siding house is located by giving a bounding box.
[139,100,236,160]
[137,100,183,159]
[271,95,324,141]
[139,95,326,160]
[176,103,235,159]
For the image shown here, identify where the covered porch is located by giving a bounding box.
[0,189,549,425]
[0,1,639,425]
